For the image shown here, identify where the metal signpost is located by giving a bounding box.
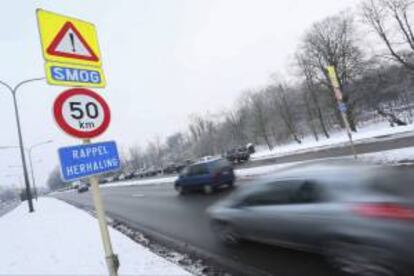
[37,10,119,276]
[326,65,358,159]
[52,88,120,276]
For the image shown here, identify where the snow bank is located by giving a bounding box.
[0,198,191,275]
[251,123,414,161]
[103,176,176,188]
[359,147,414,165]
[238,146,414,178]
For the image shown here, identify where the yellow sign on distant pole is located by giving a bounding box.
[36,9,106,88]
[326,65,357,159]
[326,66,340,88]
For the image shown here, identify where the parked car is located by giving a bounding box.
[175,158,235,195]
[246,143,255,154]
[72,180,81,190]
[175,159,193,173]
[163,164,178,174]
[224,147,250,163]
[77,182,89,193]
[208,164,414,276]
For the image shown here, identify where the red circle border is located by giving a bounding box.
[53,88,111,139]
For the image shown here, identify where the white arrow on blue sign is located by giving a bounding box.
[338,102,348,113]
[58,141,121,182]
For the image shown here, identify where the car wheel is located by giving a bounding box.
[325,240,401,276]
[211,220,241,246]
[203,184,213,194]
[175,185,186,195]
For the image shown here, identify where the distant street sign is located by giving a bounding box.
[45,62,106,88]
[37,9,102,67]
[338,102,348,113]
[58,141,120,182]
[53,88,111,139]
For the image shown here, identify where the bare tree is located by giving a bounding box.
[267,84,302,144]
[296,53,331,138]
[146,136,164,169]
[298,13,365,131]
[362,0,414,71]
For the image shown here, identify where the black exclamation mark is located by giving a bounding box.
[69,32,76,52]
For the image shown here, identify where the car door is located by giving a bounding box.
[186,164,210,188]
[271,181,330,248]
[247,180,327,249]
[234,181,301,243]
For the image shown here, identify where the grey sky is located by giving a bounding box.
[0,0,360,189]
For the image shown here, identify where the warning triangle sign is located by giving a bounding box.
[47,22,99,62]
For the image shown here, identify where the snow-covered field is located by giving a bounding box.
[0,198,191,275]
[251,122,414,161]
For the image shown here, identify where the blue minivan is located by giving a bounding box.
[175,158,235,194]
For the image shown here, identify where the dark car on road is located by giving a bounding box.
[175,158,235,195]
[77,183,89,193]
[208,164,414,276]
[224,147,250,164]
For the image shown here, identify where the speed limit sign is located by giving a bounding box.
[53,88,111,138]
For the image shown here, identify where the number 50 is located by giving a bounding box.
[69,101,99,119]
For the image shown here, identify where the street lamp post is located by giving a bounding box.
[27,140,53,200]
[0,78,45,213]
[1,139,52,202]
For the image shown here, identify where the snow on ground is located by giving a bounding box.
[251,122,414,161]
[0,198,191,275]
[359,146,414,165]
[104,176,176,188]
[237,146,414,177]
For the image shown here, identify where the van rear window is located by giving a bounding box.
[210,159,231,172]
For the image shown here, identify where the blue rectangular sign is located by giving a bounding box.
[58,141,121,182]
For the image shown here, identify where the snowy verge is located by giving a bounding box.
[103,176,176,188]
[0,198,191,275]
[251,123,414,161]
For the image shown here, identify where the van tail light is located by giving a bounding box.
[353,203,414,221]
[213,172,222,181]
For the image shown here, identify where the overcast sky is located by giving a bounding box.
[0,0,361,189]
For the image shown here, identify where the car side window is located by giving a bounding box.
[189,164,209,175]
[290,181,322,204]
[180,167,190,176]
[242,180,302,206]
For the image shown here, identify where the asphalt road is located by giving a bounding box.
[56,178,339,276]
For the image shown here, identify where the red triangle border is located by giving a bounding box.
[46,22,99,62]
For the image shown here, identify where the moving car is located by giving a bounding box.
[175,158,235,194]
[77,183,89,193]
[208,164,414,276]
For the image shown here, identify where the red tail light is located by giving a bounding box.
[213,172,222,181]
[353,203,414,220]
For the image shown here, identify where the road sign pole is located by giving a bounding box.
[326,66,358,159]
[340,112,358,159]
[83,139,119,276]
